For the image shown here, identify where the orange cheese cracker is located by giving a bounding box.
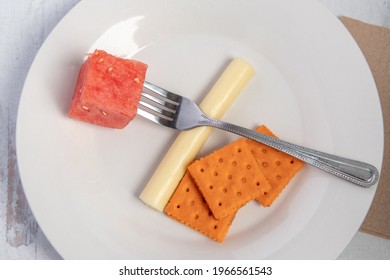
[188,138,271,219]
[247,125,304,207]
[164,172,235,242]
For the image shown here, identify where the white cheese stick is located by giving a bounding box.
[139,58,255,211]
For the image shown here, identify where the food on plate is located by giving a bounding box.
[139,58,255,211]
[164,172,236,242]
[247,125,305,207]
[68,50,147,128]
[188,138,271,220]
[165,125,304,242]
[67,48,303,242]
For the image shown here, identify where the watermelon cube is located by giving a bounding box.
[68,50,147,128]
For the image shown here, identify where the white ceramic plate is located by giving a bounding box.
[17,0,383,259]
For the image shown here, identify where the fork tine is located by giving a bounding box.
[137,81,183,127]
[137,107,174,127]
[139,95,176,119]
[137,81,185,129]
[141,91,177,111]
[143,81,182,103]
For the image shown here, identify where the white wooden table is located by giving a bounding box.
[1,0,389,259]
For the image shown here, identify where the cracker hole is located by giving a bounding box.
[214,172,218,176]
[186,188,190,192]
[276,175,282,180]
[214,225,218,230]
[276,161,281,166]
[263,191,268,195]
[209,185,213,190]
[176,205,180,209]
[228,175,232,180]
[232,161,237,166]
[200,168,204,173]
[223,188,228,193]
[190,201,195,206]
[262,162,268,167]
[262,149,267,154]
[219,158,223,163]
[290,160,295,164]
[194,214,199,220]
[237,148,242,153]
[241,178,246,183]
[246,164,251,169]
[237,192,241,197]
[218,202,222,206]
[256,182,260,186]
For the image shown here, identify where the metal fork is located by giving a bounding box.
[138,81,379,188]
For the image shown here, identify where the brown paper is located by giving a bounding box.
[340,16,390,239]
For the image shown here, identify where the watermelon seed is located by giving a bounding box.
[101,110,108,116]
[81,105,89,111]
[107,67,113,72]
[134,77,140,84]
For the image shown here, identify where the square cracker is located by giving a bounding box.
[164,172,235,242]
[247,125,304,207]
[188,138,271,219]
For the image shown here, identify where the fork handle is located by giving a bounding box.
[200,116,379,188]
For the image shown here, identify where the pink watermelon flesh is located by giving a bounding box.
[68,50,147,128]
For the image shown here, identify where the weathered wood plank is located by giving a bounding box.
[6,115,38,248]
[0,0,79,259]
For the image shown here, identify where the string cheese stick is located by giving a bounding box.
[139,58,255,211]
